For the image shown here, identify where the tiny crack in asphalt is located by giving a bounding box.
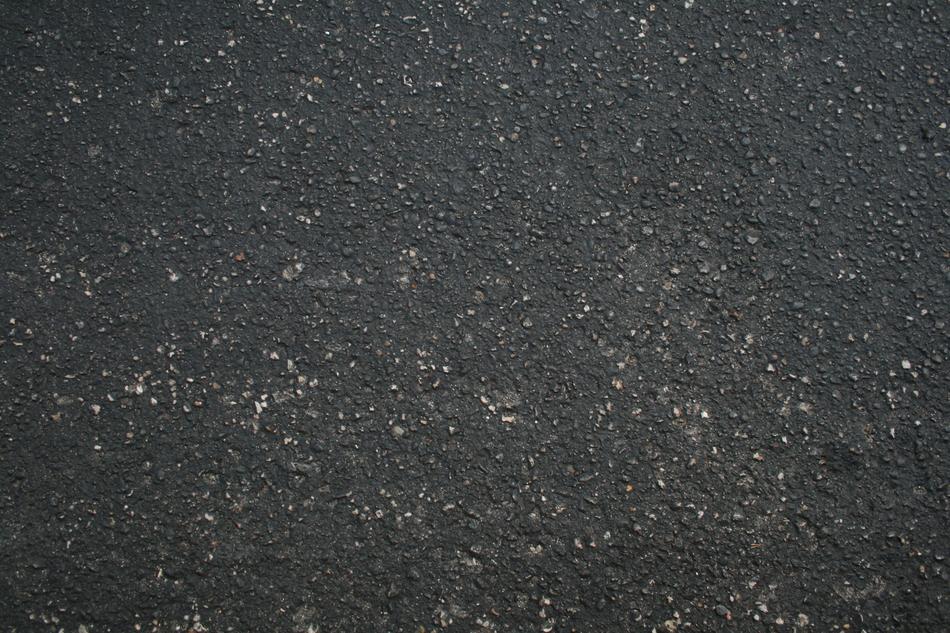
[0,1,948,632]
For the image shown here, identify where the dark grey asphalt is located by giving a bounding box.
[1,1,948,631]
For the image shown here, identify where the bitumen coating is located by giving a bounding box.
[1,1,948,631]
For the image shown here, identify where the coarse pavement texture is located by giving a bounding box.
[1,1,948,631]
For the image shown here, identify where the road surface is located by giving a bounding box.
[1,1,947,631]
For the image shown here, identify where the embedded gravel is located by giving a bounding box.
[1,1,948,632]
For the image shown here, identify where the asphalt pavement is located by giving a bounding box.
[1,1,948,631]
